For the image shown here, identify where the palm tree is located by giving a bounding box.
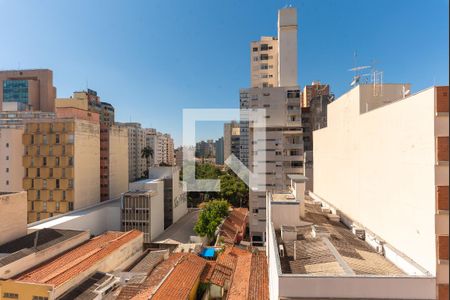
[141,146,154,178]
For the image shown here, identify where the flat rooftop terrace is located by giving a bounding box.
[277,199,405,276]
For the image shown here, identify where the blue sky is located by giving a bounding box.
[0,0,448,146]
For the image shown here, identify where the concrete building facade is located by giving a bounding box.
[313,84,449,299]
[0,112,56,193]
[223,121,240,162]
[0,191,27,245]
[117,122,147,182]
[240,7,303,244]
[0,69,56,112]
[22,118,100,223]
[251,37,279,88]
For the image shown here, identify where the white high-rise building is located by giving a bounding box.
[241,7,303,245]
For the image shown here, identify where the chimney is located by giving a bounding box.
[289,175,308,219]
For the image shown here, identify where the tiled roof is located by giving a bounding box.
[200,260,216,283]
[15,230,142,287]
[217,208,248,245]
[278,200,405,276]
[127,253,185,300]
[0,229,85,267]
[226,248,252,300]
[59,272,113,300]
[248,252,269,300]
[151,254,207,300]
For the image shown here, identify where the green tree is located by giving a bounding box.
[141,146,154,178]
[194,199,230,239]
[219,173,249,207]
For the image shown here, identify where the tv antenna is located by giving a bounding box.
[348,52,383,96]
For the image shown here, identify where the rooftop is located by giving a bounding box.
[217,208,248,245]
[271,193,297,202]
[14,230,142,287]
[0,229,86,267]
[277,199,405,276]
[59,272,116,300]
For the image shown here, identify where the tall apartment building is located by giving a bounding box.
[251,37,279,88]
[215,137,224,165]
[240,7,303,244]
[313,84,449,299]
[23,116,100,223]
[117,122,147,182]
[223,121,240,162]
[56,90,127,201]
[0,111,56,193]
[0,69,56,112]
[195,139,216,158]
[145,129,175,167]
[301,81,330,108]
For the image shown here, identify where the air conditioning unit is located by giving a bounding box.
[279,244,285,257]
[351,226,366,240]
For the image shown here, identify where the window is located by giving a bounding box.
[6,168,9,173]
[3,293,19,299]
[55,157,60,167]
[6,180,9,185]
[62,190,66,200]
[69,157,73,166]
[55,134,60,144]
[49,168,53,177]
[42,201,47,212]
[67,134,74,144]
[37,168,40,177]
[56,179,60,189]
[5,143,9,148]
[32,296,48,300]
[68,179,74,188]
[31,135,34,144]
[55,201,60,212]
[3,79,29,104]
[43,135,48,145]
[36,190,40,199]
[252,47,258,52]
[68,202,74,211]
[260,54,269,60]
[49,190,53,200]
[43,179,47,188]
[6,156,9,160]
[260,44,269,51]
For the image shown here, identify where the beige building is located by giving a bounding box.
[145,128,175,167]
[0,230,142,300]
[223,121,240,162]
[108,125,129,199]
[241,7,303,244]
[313,84,449,299]
[0,111,56,193]
[0,69,56,112]
[56,89,127,201]
[123,179,165,243]
[251,37,279,88]
[0,191,27,245]
[23,117,100,223]
[118,122,147,182]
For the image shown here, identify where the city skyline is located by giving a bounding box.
[0,0,448,145]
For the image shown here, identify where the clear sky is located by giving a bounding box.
[0,0,448,146]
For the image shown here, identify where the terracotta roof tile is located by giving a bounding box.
[151,254,206,300]
[16,230,142,287]
[248,252,269,300]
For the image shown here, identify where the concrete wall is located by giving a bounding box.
[314,85,438,274]
[277,8,298,87]
[109,126,129,199]
[74,120,100,210]
[151,180,165,241]
[0,191,27,245]
[28,199,121,236]
[0,128,24,193]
